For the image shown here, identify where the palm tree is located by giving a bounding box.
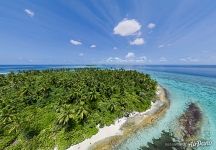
[8,117,22,134]
[108,102,116,113]
[38,86,51,98]
[105,86,113,99]
[119,99,128,110]
[76,101,89,123]
[89,89,98,101]
[120,85,125,96]
[0,68,158,149]
[77,107,88,122]
[0,112,14,126]
[20,86,30,97]
[57,105,76,127]
[0,75,6,87]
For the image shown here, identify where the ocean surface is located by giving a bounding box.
[1,65,216,150]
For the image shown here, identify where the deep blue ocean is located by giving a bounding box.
[0,65,216,150]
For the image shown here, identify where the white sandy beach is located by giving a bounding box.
[65,86,167,150]
[67,111,146,150]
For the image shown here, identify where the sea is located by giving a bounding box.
[0,65,216,150]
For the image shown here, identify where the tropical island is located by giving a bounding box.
[0,68,158,150]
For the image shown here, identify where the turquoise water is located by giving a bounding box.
[1,65,216,150]
[115,67,216,150]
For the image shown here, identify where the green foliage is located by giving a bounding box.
[0,68,157,150]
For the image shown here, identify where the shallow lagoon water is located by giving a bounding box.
[114,66,216,150]
[1,65,216,150]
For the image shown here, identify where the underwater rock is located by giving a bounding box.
[179,103,202,140]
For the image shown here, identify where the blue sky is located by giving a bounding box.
[0,0,216,64]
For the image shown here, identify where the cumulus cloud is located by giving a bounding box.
[90,44,96,48]
[113,19,141,36]
[180,58,187,62]
[70,39,82,45]
[179,57,199,62]
[24,9,34,17]
[106,57,125,63]
[130,38,145,45]
[79,53,84,56]
[135,56,148,63]
[158,44,164,48]
[147,23,156,29]
[125,52,135,59]
[105,52,150,64]
[113,47,118,50]
[159,57,167,62]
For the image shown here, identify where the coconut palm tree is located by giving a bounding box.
[0,68,157,149]
[8,117,22,134]
[76,101,89,123]
[57,105,76,127]
[108,102,116,113]
[0,105,17,126]
[89,89,98,101]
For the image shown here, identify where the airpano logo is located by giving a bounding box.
[165,140,213,148]
[188,140,213,147]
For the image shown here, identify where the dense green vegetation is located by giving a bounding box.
[0,68,157,150]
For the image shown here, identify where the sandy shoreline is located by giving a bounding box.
[67,85,170,150]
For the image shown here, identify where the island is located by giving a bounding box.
[0,68,163,150]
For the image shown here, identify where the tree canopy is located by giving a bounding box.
[0,68,157,150]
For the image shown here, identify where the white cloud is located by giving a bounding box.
[158,44,164,48]
[125,52,135,59]
[159,57,167,62]
[17,57,34,63]
[180,58,187,62]
[90,44,96,48]
[180,57,199,62]
[105,52,150,64]
[135,56,148,63]
[113,47,118,50]
[147,23,156,29]
[130,38,145,45]
[79,53,84,56]
[24,9,34,17]
[113,18,141,36]
[70,39,82,45]
[188,57,199,62]
[106,57,125,63]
